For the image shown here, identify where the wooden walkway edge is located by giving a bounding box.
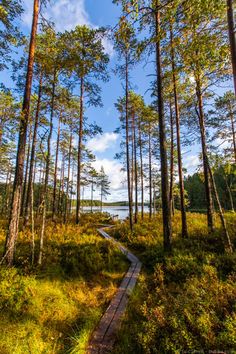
[87,227,142,353]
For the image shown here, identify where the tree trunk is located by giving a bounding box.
[52,111,62,220]
[138,121,144,219]
[155,5,172,251]
[4,0,40,266]
[170,24,188,238]
[91,176,94,213]
[227,0,236,96]
[169,101,175,216]
[76,77,84,224]
[132,111,138,223]
[38,71,56,265]
[31,165,35,265]
[225,176,235,212]
[125,54,133,230]
[195,77,214,232]
[60,154,65,216]
[229,105,236,163]
[64,133,72,223]
[207,161,233,253]
[24,73,42,226]
[21,122,32,216]
[148,122,153,219]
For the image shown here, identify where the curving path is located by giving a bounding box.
[87,227,142,353]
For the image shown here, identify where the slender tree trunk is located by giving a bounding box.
[132,111,138,223]
[227,0,236,96]
[148,122,153,219]
[207,161,233,253]
[0,118,3,148]
[24,73,42,225]
[155,5,172,251]
[170,25,188,238]
[125,54,133,230]
[131,131,134,211]
[76,77,84,224]
[229,106,236,163]
[31,165,35,265]
[195,77,214,232]
[52,111,62,219]
[138,121,144,219]
[225,176,235,212]
[3,169,10,215]
[38,71,56,265]
[60,154,65,216]
[64,133,72,223]
[91,177,94,213]
[70,161,75,216]
[4,0,40,266]
[6,172,12,215]
[169,101,175,216]
[21,123,32,216]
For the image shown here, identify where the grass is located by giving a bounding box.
[111,212,236,353]
[0,213,129,354]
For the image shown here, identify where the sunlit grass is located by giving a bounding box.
[112,212,236,353]
[0,215,128,354]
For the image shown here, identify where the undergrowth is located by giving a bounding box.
[112,212,236,353]
[0,213,128,354]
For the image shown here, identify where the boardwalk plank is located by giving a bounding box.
[87,228,142,354]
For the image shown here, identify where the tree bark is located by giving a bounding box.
[21,123,32,216]
[169,101,175,216]
[195,77,214,232]
[207,161,233,253]
[227,0,236,96]
[38,71,56,265]
[229,104,236,163]
[76,77,84,224]
[24,73,42,226]
[4,0,40,266]
[148,122,153,219]
[64,133,72,223]
[52,111,62,219]
[155,5,172,251]
[225,175,235,212]
[132,111,138,223]
[170,24,188,238]
[125,54,133,230]
[138,120,144,219]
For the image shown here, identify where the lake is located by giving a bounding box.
[82,206,150,220]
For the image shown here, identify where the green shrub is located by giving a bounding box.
[0,268,35,316]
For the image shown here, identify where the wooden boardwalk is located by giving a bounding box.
[87,227,142,353]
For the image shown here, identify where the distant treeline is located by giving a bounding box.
[184,165,235,211]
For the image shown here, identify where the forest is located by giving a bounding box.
[0,0,236,353]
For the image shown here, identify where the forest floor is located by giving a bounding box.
[110,212,236,353]
[0,213,129,354]
[0,212,235,353]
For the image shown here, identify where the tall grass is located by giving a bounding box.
[0,214,128,353]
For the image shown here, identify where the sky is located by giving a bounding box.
[2,0,234,202]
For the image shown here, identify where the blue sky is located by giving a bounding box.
[2,0,233,201]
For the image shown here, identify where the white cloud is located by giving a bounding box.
[92,158,126,191]
[23,0,89,30]
[183,154,200,173]
[87,132,119,153]
[22,0,114,56]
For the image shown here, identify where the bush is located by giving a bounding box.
[0,268,35,316]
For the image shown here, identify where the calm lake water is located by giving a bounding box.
[82,206,150,220]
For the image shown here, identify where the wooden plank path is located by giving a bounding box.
[87,227,142,353]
